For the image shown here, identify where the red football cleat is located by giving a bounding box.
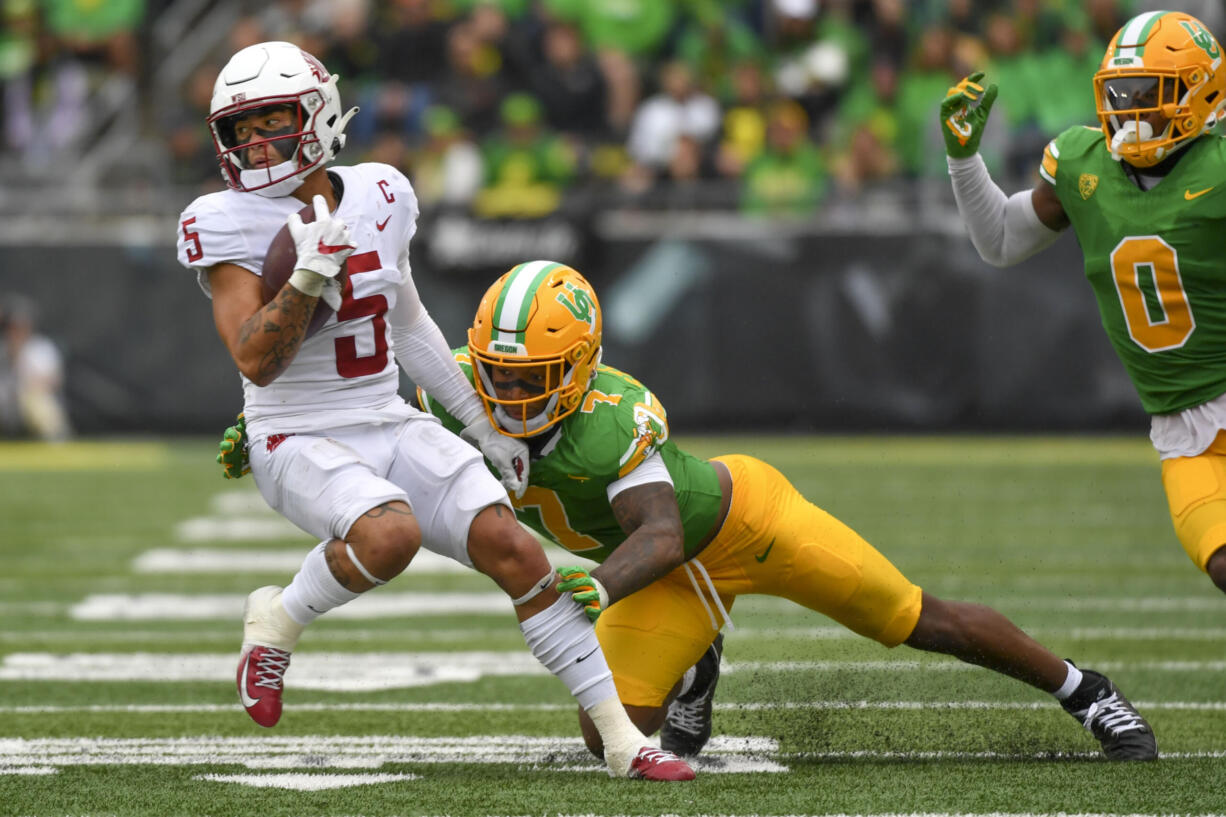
[627,746,696,781]
[237,644,291,727]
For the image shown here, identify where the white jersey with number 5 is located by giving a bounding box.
[176,163,422,437]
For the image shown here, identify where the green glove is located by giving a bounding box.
[940,71,998,158]
[556,566,609,622]
[217,413,250,479]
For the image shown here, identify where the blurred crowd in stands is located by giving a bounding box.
[3,0,1223,219]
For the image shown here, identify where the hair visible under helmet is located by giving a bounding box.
[208,41,358,197]
[468,260,603,438]
[1093,10,1226,167]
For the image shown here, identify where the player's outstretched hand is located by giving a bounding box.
[217,413,250,479]
[940,72,998,159]
[286,194,355,290]
[462,420,529,499]
[556,566,608,621]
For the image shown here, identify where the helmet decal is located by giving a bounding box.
[299,49,330,83]
[491,260,564,347]
[1181,18,1222,62]
[1107,10,1165,67]
[555,282,597,330]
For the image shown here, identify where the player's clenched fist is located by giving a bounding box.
[286,194,355,297]
[940,72,998,159]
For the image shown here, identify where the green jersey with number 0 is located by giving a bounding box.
[1039,126,1226,414]
[419,349,723,563]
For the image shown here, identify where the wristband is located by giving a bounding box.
[288,268,325,297]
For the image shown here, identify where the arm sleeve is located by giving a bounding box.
[387,259,485,427]
[947,153,1063,267]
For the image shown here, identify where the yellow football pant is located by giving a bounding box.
[1161,430,1226,571]
[595,453,924,707]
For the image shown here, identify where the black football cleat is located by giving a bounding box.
[1061,664,1157,760]
[661,632,724,757]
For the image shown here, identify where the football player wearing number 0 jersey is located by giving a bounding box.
[942,11,1226,598]
[175,41,693,781]
[413,260,1157,761]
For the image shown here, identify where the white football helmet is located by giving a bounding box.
[208,41,358,197]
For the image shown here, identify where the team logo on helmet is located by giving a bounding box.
[299,49,330,83]
[555,282,596,328]
[1180,19,1220,60]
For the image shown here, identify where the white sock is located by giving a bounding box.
[519,594,646,775]
[1052,660,1084,701]
[520,593,619,708]
[280,541,361,625]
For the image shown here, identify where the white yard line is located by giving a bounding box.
[3,700,1225,715]
[194,772,420,790]
[0,628,523,643]
[133,547,473,574]
[8,590,1220,638]
[0,735,783,776]
[68,592,515,621]
[0,651,546,691]
[4,652,1226,691]
[778,750,1226,761]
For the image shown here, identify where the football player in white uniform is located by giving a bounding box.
[175,41,693,781]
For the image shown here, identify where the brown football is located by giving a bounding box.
[261,202,345,337]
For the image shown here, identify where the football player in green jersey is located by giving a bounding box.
[218,260,1158,761]
[941,10,1226,598]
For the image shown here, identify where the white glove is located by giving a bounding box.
[286,194,355,297]
[462,420,529,499]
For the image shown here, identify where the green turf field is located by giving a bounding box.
[1,435,1221,817]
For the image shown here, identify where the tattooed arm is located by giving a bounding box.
[207,262,316,386]
[593,481,687,605]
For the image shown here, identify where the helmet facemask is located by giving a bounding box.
[473,357,573,437]
[1096,73,1197,166]
[210,98,324,193]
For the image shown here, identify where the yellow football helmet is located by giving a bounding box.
[1093,10,1226,167]
[468,260,602,437]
